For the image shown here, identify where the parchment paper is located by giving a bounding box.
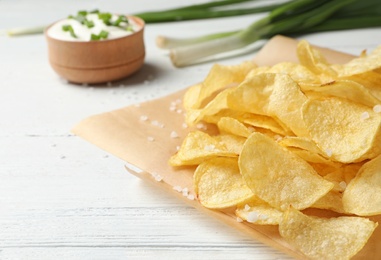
[72,35,381,259]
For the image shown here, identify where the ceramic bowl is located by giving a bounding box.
[45,16,145,84]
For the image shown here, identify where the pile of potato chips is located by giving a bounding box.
[170,40,381,259]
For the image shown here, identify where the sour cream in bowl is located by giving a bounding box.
[45,10,145,84]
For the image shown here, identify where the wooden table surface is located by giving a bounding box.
[1,1,380,259]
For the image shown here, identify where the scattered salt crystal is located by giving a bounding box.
[244,204,251,211]
[196,123,207,130]
[236,217,243,223]
[339,181,347,190]
[182,123,188,129]
[151,120,160,126]
[204,144,215,151]
[247,211,259,223]
[176,146,181,151]
[373,105,381,113]
[147,136,155,142]
[175,99,182,104]
[325,148,333,157]
[154,174,163,182]
[170,131,179,139]
[360,111,370,121]
[274,135,283,142]
[187,194,195,200]
[182,187,189,197]
[173,186,182,192]
[140,115,148,121]
[259,214,269,221]
[169,106,176,111]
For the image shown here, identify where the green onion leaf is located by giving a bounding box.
[62,24,77,38]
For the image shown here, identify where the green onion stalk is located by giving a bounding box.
[160,0,381,67]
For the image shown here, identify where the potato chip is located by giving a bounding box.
[214,134,246,155]
[239,132,333,210]
[333,45,381,77]
[217,117,252,138]
[191,61,256,109]
[235,197,283,225]
[239,113,291,136]
[194,157,254,209]
[296,40,337,80]
[169,131,237,166]
[228,73,308,136]
[267,61,319,83]
[286,147,340,167]
[302,96,381,163]
[344,71,381,101]
[279,207,377,260]
[343,155,381,216]
[311,191,346,214]
[300,80,381,108]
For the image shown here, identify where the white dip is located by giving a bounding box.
[47,13,138,41]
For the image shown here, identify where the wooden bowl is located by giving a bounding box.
[45,16,145,84]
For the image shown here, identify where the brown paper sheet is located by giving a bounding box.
[72,35,381,259]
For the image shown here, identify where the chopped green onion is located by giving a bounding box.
[91,30,109,41]
[62,24,77,38]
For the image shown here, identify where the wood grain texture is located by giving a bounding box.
[1,0,380,259]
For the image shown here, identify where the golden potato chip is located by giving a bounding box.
[302,96,381,163]
[343,155,381,216]
[169,131,237,166]
[333,45,381,77]
[183,83,202,110]
[239,113,291,136]
[235,197,283,225]
[267,62,319,83]
[343,71,381,101]
[311,191,346,214]
[194,157,254,209]
[228,73,308,136]
[185,88,234,126]
[279,207,377,260]
[286,147,340,167]
[239,132,333,210]
[192,61,256,109]
[297,40,337,80]
[300,80,381,108]
[217,117,252,138]
[214,134,246,155]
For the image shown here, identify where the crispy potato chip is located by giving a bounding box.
[213,134,246,155]
[192,61,257,109]
[239,133,333,210]
[343,155,381,216]
[185,88,234,126]
[183,83,202,110]
[311,191,346,214]
[279,207,377,260]
[194,157,254,209]
[217,117,252,138]
[343,71,381,101]
[235,197,283,225]
[228,73,308,136]
[267,62,319,83]
[169,131,237,166]
[300,80,381,108]
[239,113,291,136]
[333,45,381,77]
[297,40,337,80]
[286,147,340,167]
[302,96,381,163]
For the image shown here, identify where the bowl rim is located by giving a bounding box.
[44,15,145,44]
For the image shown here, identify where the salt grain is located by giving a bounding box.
[140,115,148,121]
[325,148,333,157]
[196,123,207,130]
[187,194,195,200]
[173,186,182,192]
[170,131,179,139]
[204,144,215,151]
[244,204,251,211]
[360,111,370,121]
[147,136,155,142]
[176,146,181,151]
[339,181,347,190]
[236,217,243,223]
[182,187,189,197]
[247,211,259,223]
[176,109,183,114]
[373,105,381,113]
[182,123,188,129]
[154,174,163,182]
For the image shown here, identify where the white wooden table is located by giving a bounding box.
[1,1,380,259]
